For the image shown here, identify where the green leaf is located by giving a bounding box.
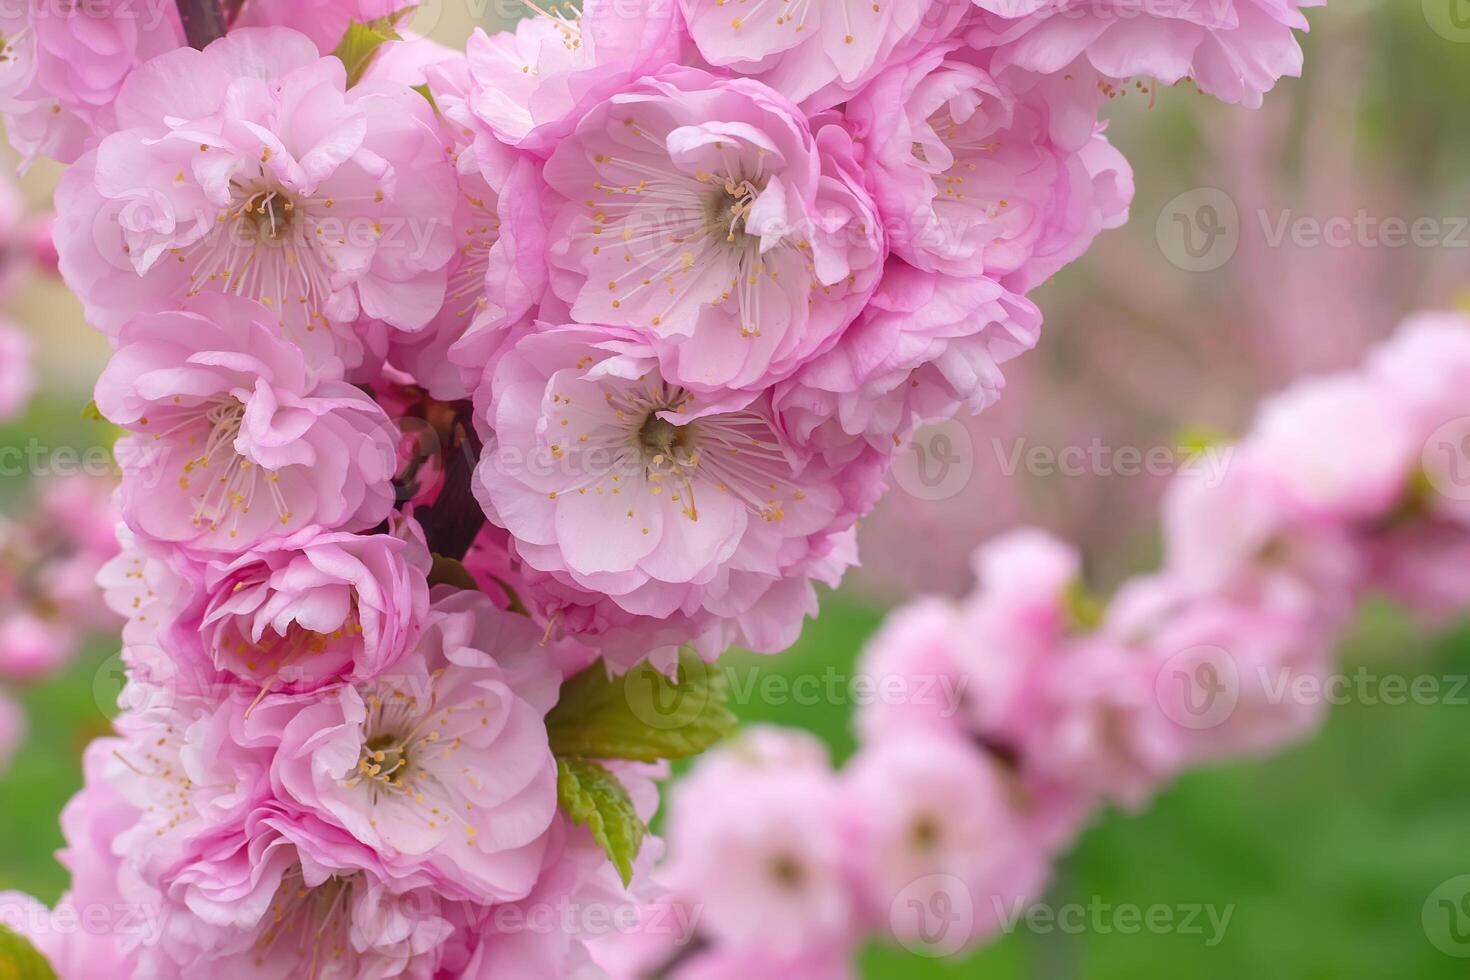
[427,554,479,591]
[1064,580,1105,633]
[331,9,416,87]
[81,400,104,421]
[0,923,58,980]
[412,83,437,111]
[556,757,645,887]
[546,649,738,763]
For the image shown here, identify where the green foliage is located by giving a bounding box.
[547,649,738,763]
[331,10,416,87]
[555,758,645,887]
[0,923,57,980]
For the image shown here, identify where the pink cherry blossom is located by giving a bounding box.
[234,0,419,53]
[236,589,561,904]
[170,518,431,696]
[149,826,461,979]
[776,265,1041,457]
[843,731,1050,951]
[94,293,399,554]
[1161,449,1362,620]
[460,0,684,152]
[847,44,1132,290]
[386,53,546,401]
[53,27,457,353]
[0,0,183,167]
[1248,373,1418,522]
[473,325,870,668]
[852,596,973,743]
[679,0,964,108]
[954,527,1082,744]
[661,728,860,955]
[967,0,1323,109]
[540,69,884,393]
[0,610,76,680]
[1106,573,1334,772]
[460,761,668,978]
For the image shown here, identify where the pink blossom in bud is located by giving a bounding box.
[170,518,431,695]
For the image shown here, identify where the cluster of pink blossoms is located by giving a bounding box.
[0,0,1324,975]
[596,309,1470,974]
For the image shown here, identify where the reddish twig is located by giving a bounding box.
[176,0,228,50]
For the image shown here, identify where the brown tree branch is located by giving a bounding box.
[176,0,228,50]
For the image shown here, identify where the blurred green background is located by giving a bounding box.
[3,0,1470,977]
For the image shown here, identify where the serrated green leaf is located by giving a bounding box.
[0,923,58,980]
[547,649,737,763]
[331,9,416,87]
[556,757,645,887]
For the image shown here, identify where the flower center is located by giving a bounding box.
[909,812,944,852]
[256,870,354,976]
[360,733,410,786]
[241,188,297,243]
[705,177,762,245]
[768,853,807,890]
[638,412,696,459]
